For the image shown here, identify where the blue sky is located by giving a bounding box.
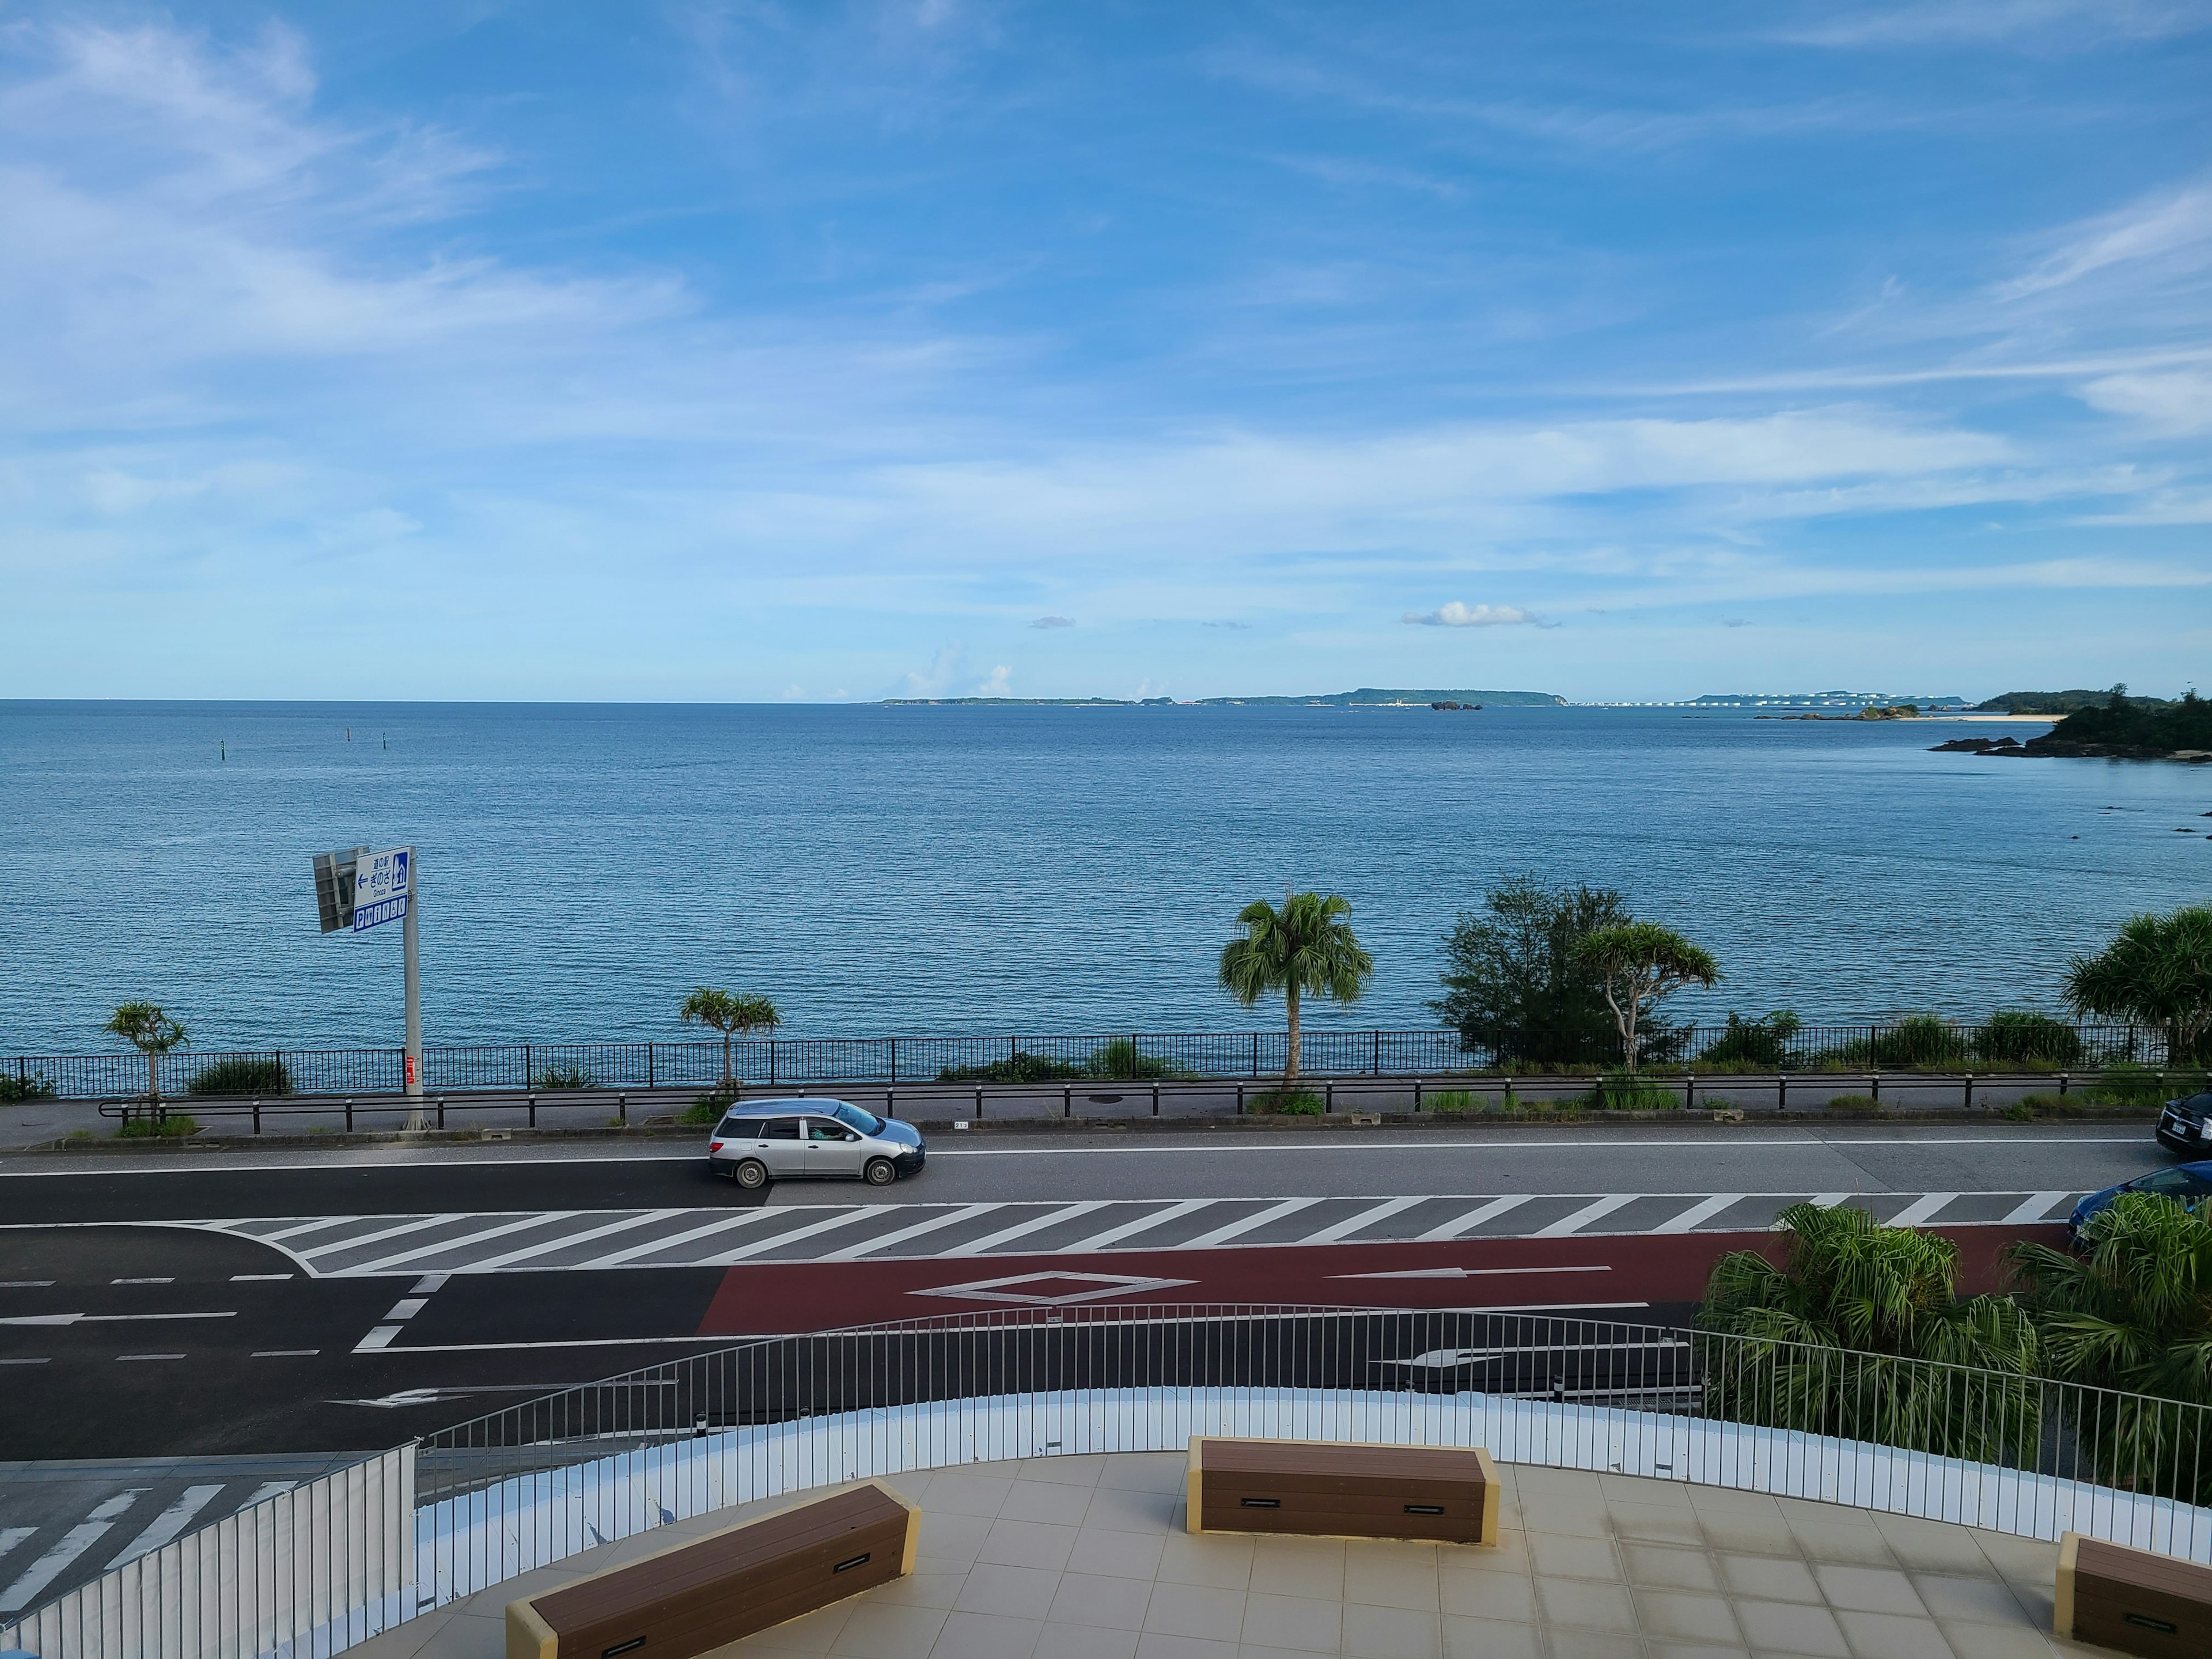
[4,2,2208,703]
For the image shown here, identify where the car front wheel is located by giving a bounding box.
[732,1159,769,1191]
[863,1157,897,1187]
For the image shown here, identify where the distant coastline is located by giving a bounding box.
[882,686,1567,708]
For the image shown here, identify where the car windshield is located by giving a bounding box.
[833,1103,884,1135]
[2181,1092,2212,1114]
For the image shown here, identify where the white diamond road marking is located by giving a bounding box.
[151,1190,2092,1275]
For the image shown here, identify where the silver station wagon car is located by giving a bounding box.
[706,1099,926,1190]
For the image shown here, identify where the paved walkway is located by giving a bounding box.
[355,1450,2093,1659]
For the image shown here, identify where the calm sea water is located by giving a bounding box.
[3,700,2208,1056]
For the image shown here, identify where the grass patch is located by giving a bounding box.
[187,1056,292,1097]
[1424,1089,1482,1113]
[1824,1094,1886,1117]
[1581,1073,1684,1111]
[682,1083,742,1126]
[118,1114,199,1138]
[534,1065,597,1090]
[1247,1088,1323,1116]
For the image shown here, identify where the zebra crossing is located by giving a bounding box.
[187,1188,2085,1278]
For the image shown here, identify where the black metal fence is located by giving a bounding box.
[5,1020,2177,1102]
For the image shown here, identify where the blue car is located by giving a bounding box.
[2067,1161,2212,1242]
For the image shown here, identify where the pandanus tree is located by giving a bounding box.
[2066,905,2212,1065]
[1698,1202,2040,1463]
[1218,891,1373,1085]
[678,988,782,1083]
[107,1002,187,1108]
[1573,922,1718,1066]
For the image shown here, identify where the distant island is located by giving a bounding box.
[1974,688,2175,714]
[883,687,1565,708]
[1934,689,2211,762]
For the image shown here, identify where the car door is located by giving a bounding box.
[804,1116,867,1178]
[753,1115,806,1176]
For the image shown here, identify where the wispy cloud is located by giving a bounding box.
[1992,180,2212,301]
[1403,601,1550,628]
[1029,614,1074,628]
[1774,1,2201,49]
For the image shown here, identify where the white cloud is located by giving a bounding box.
[1993,181,2212,301]
[1775,1,2200,48]
[2078,369,2212,434]
[899,643,967,695]
[1029,615,1074,628]
[975,664,1012,695]
[1403,601,1548,628]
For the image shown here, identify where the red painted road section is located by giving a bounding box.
[696,1224,2067,1335]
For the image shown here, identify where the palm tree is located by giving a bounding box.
[2011,1193,2212,1505]
[678,988,782,1084]
[1698,1202,2040,1464]
[106,1002,187,1108]
[2066,905,2212,1065]
[1218,892,1373,1085]
[1573,922,1718,1066]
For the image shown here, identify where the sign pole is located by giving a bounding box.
[403,851,423,1106]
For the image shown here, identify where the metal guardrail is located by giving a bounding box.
[7,1020,2179,1102]
[10,1306,2209,1659]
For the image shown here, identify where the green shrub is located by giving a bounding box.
[1974,1010,2084,1067]
[0,1071,58,1103]
[535,1065,597,1090]
[2002,1100,2037,1122]
[1084,1039,1185,1080]
[938,1052,1088,1083]
[1423,1089,1482,1113]
[683,1083,742,1126]
[1697,1011,1802,1068]
[1871,1014,1970,1067]
[187,1056,293,1097]
[1581,1072,1683,1111]
[118,1114,199,1138]
[1248,1088,1323,1116]
[1825,1094,1884,1116]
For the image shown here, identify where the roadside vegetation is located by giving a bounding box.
[106,1001,186,1115]
[1218,890,1373,1089]
[938,1039,1188,1084]
[678,987,781,1084]
[0,1070,57,1102]
[187,1056,293,1097]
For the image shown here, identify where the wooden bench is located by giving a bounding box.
[506,1482,916,1659]
[2055,1532,2212,1658]
[1185,1437,1499,1547]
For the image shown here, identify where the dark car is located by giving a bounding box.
[2156,1090,2212,1154]
[2067,1160,2212,1241]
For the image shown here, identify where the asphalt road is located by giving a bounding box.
[0,1121,2174,1219]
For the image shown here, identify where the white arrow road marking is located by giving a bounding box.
[819,1204,1002,1262]
[1886,1192,1959,1228]
[104,1484,223,1570]
[0,1490,144,1613]
[1332,1264,1612,1281]
[1533,1195,1642,1237]
[0,1311,234,1327]
[1652,1195,1745,1234]
[2003,1191,2069,1223]
[1416,1195,1534,1241]
[1176,1198,1324,1252]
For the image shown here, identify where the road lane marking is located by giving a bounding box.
[0,1358,51,1365]
[0,1490,142,1613]
[1059,1201,1211,1253]
[0,1528,31,1562]
[345,1211,585,1273]
[104,1484,222,1569]
[248,1217,373,1244]
[230,1273,293,1282]
[1652,1195,1746,1234]
[1416,1196,1534,1240]
[955,1202,1111,1255]
[697,1209,888,1264]
[116,1353,187,1361]
[296,1213,471,1260]
[819,1204,1002,1261]
[1887,1193,1960,1228]
[1177,1198,1325,1251]
[0,1281,55,1287]
[0,1311,234,1327]
[252,1349,319,1357]
[382,1297,427,1321]
[1534,1195,1642,1237]
[1299,1195,1429,1244]
[460,1210,688,1272]
[588,1209,789,1268]
[1335,1264,1612,1280]
[109,1277,173,1285]
[2004,1191,2069,1223]
[354,1327,403,1351]
[241,1482,298,1506]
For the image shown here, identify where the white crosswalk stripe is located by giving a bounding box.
[1,1490,142,1614]
[160,1188,2092,1275]
[104,1485,223,1570]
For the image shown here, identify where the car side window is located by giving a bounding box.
[808,1120,854,1141]
[759,1118,801,1140]
[2136,1169,2188,1193]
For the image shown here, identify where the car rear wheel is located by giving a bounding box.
[732,1159,769,1190]
[863,1157,897,1187]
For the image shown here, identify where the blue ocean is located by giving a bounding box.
[2,700,2206,1056]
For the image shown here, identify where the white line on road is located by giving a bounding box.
[108,1277,172,1285]
[1653,1195,1746,1234]
[244,1217,373,1244]
[0,1490,142,1613]
[346,1211,585,1274]
[1534,1195,1643,1237]
[586,1209,784,1270]
[115,1353,186,1361]
[1417,1196,1534,1241]
[230,1274,293,1282]
[1176,1198,1325,1252]
[2004,1192,2069,1224]
[954,1202,1110,1256]
[698,1209,887,1265]
[104,1485,222,1570]
[1887,1193,1960,1228]
[240,1482,298,1508]
[1059,1200,1211,1253]
[296,1213,471,1260]
[460,1210,687,1272]
[819,1204,1002,1261]
[0,1281,55,1288]
[0,1311,235,1327]
[354,1327,403,1353]
[252,1350,319,1357]
[1300,1195,1430,1244]
[0,1358,50,1365]
[0,1528,33,1561]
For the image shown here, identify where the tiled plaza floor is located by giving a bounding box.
[358,1452,2114,1659]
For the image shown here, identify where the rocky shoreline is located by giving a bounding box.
[1930,734,2212,762]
